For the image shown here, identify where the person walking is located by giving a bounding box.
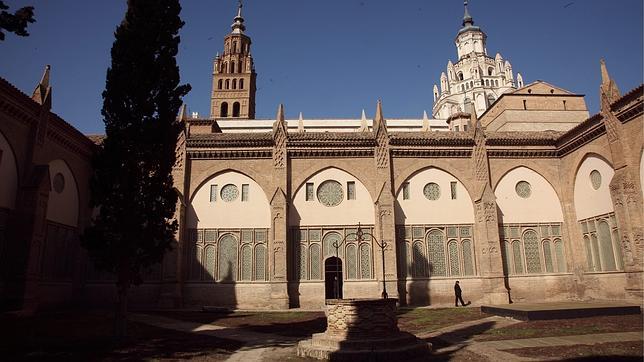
[454,280,466,307]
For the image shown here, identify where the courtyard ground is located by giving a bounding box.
[1,307,642,361]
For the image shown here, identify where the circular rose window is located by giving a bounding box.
[53,173,65,194]
[515,181,531,198]
[220,184,239,202]
[423,183,441,200]
[317,180,343,207]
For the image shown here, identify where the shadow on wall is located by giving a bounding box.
[496,205,513,304]
[397,239,431,306]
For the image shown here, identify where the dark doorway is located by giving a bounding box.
[325,257,343,299]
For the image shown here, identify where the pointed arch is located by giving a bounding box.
[46,159,80,227]
[0,129,19,210]
[574,154,615,220]
[494,166,563,223]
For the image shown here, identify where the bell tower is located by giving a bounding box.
[210,1,256,119]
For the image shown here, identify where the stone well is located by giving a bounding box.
[297,298,431,361]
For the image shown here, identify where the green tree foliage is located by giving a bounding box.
[82,0,190,338]
[0,1,35,41]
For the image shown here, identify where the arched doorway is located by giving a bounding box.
[325,257,343,299]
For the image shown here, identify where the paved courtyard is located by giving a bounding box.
[1,306,642,361]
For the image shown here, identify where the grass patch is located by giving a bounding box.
[507,341,643,360]
[397,307,490,335]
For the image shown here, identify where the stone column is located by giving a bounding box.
[470,109,507,304]
[268,105,289,309]
[372,101,398,300]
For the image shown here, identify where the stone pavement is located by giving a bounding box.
[130,312,643,361]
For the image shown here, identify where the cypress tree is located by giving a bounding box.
[83,0,190,338]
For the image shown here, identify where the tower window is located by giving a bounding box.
[458,72,464,81]
[220,102,229,117]
[225,79,230,89]
[239,79,244,89]
[485,79,489,86]
[488,67,494,76]
[218,79,223,89]
[232,79,237,89]
[232,102,241,117]
[231,62,235,73]
[239,61,243,73]
[455,125,460,131]
[222,62,227,73]
[233,41,237,52]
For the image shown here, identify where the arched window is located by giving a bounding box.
[232,41,237,53]
[487,94,495,106]
[218,234,238,281]
[310,244,321,279]
[412,240,427,277]
[495,80,499,86]
[470,81,474,88]
[230,61,235,73]
[524,230,542,273]
[598,221,617,271]
[232,102,241,117]
[220,102,229,117]
[190,245,202,280]
[254,244,266,280]
[458,72,464,81]
[222,62,227,73]
[488,67,494,76]
[232,79,237,89]
[543,240,554,273]
[554,239,566,272]
[427,230,446,276]
[347,244,357,279]
[584,235,594,271]
[462,240,474,275]
[239,79,244,89]
[359,243,372,279]
[512,240,524,274]
[218,79,223,89]
[225,79,230,89]
[485,79,489,86]
[239,61,243,73]
[299,244,307,280]
[502,240,512,274]
[240,244,252,280]
[448,240,460,276]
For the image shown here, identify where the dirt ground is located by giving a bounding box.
[507,340,643,361]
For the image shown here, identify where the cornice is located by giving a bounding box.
[188,149,271,160]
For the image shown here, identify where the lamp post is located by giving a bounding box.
[333,223,389,299]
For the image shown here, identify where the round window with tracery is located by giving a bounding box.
[220,184,239,202]
[53,173,65,194]
[515,181,531,198]
[589,170,602,190]
[423,183,441,200]
[317,180,343,207]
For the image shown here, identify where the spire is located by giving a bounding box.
[298,112,304,132]
[231,0,246,34]
[359,109,369,132]
[600,59,621,105]
[422,110,431,132]
[32,65,52,109]
[463,0,474,27]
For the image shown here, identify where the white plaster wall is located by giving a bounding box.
[188,171,270,228]
[0,131,18,209]
[395,168,474,225]
[290,168,374,226]
[46,159,79,227]
[495,167,563,223]
[574,156,615,220]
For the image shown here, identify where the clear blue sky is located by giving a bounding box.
[1,0,642,134]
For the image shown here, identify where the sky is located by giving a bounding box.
[0,0,642,134]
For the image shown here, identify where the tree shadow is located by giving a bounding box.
[423,320,497,360]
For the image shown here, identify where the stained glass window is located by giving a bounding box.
[423,183,441,200]
[590,170,602,190]
[524,230,542,273]
[554,239,566,272]
[447,227,458,238]
[598,221,616,271]
[462,240,474,276]
[255,230,267,243]
[347,244,357,279]
[512,240,524,274]
[241,229,253,243]
[359,244,372,279]
[450,182,457,200]
[448,240,460,276]
[309,229,321,242]
[460,227,471,238]
[515,181,531,198]
[240,244,252,280]
[221,184,239,202]
[427,230,446,276]
[317,180,344,207]
[204,245,216,280]
[347,181,356,200]
[543,240,553,273]
[218,234,238,281]
[254,244,266,280]
[310,244,321,279]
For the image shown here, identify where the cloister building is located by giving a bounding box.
[0,2,642,310]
